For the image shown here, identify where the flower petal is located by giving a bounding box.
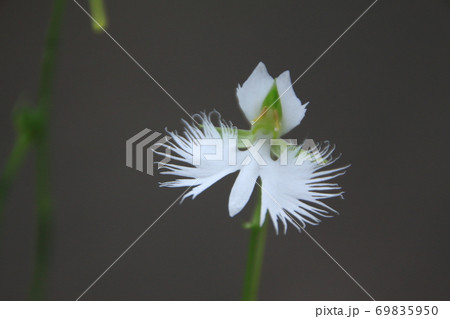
[236,62,274,124]
[259,144,346,234]
[228,161,259,217]
[157,112,241,201]
[276,71,308,135]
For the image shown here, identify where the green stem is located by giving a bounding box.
[30,137,52,300]
[29,0,66,300]
[0,134,31,228]
[37,0,66,112]
[242,187,268,301]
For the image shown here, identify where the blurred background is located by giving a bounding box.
[0,0,449,300]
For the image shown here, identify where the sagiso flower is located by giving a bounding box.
[156,62,348,233]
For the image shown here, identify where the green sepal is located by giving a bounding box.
[251,80,283,138]
[261,81,282,117]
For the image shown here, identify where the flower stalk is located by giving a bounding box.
[29,0,66,300]
[242,185,268,301]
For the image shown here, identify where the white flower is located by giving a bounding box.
[236,62,308,136]
[156,62,348,233]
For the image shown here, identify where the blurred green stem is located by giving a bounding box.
[89,0,108,32]
[242,186,268,301]
[0,134,31,227]
[29,0,66,300]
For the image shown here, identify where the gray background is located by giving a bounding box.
[0,0,449,300]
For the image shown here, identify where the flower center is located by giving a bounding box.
[250,81,283,138]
